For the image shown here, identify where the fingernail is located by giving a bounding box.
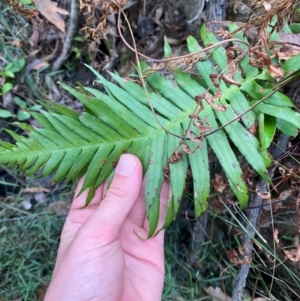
[116,154,136,176]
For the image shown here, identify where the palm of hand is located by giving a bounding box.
[45,156,167,301]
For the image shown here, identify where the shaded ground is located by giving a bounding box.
[1,0,300,300]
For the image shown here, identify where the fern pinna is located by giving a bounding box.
[1,24,300,237]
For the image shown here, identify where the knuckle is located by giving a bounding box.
[105,185,128,200]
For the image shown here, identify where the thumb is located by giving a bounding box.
[84,154,143,241]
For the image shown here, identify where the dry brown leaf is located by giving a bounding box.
[277,49,300,60]
[262,1,271,11]
[35,284,48,301]
[168,151,183,164]
[249,120,258,135]
[5,0,38,20]
[275,229,300,262]
[278,32,300,51]
[35,192,46,203]
[256,189,271,199]
[284,244,300,262]
[47,76,60,97]
[33,0,68,33]
[274,228,280,245]
[268,64,285,81]
[204,286,232,301]
[48,201,69,216]
[2,91,13,109]
[9,39,23,48]
[166,36,187,46]
[186,130,204,143]
[29,24,40,47]
[226,247,252,265]
[23,187,50,193]
[22,199,32,210]
[211,174,226,193]
[220,74,241,86]
[204,287,267,301]
[195,93,227,112]
[24,59,50,73]
[34,61,50,70]
[278,189,292,201]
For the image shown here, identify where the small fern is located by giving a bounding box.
[1,24,300,237]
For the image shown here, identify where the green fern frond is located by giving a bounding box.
[1,24,300,237]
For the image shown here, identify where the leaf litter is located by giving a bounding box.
[1,0,300,300]
[32,0,68,33]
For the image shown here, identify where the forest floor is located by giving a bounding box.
[1,0,300,300]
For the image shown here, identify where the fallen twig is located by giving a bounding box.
[52,0,79,71]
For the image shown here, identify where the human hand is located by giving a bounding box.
[45,154,169,301]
